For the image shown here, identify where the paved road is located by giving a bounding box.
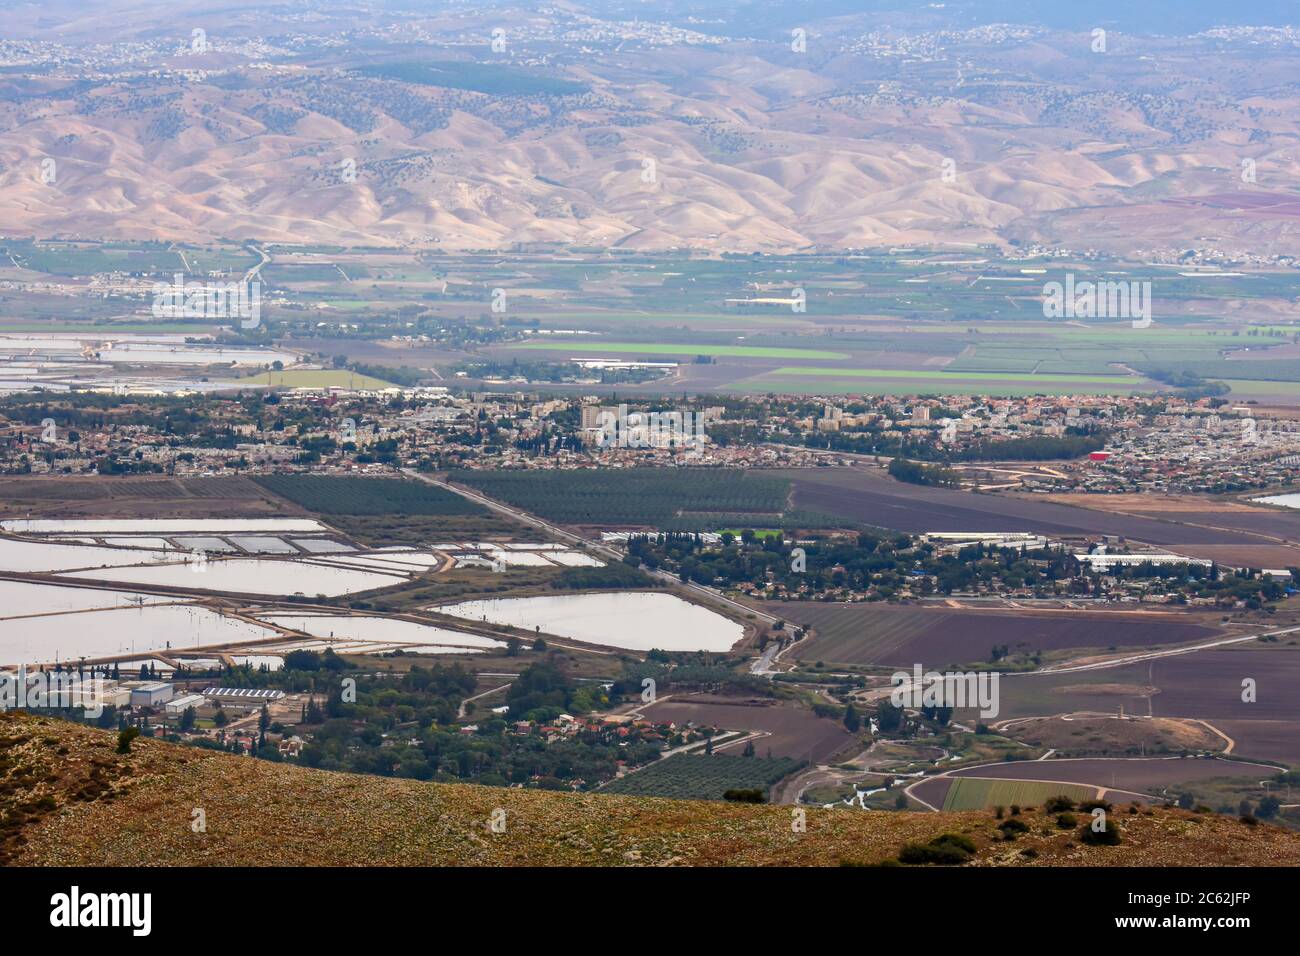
[458,681,513,719]
[244,242,270,283]
[1021,623,1300,676]
[750,642,780,675]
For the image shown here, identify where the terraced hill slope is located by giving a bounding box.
[3,714,1298,867]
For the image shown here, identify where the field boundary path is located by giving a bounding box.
[405,469,780,631]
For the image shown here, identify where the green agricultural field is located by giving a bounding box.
[1134,360,1300,383]
[512,341,850,360]
[535,310,801,328]
[0,239,255,276]
[1220,379,1300,398]
[768,367,1141,385]
[659,511,838,532]
[946,343,1209,375]
[599,753,804,801]
[941,777,1098,811]
[732,372,1148,397]
[447,468,837,529]
[254,475,485,517]
[328,513,528,547]
[318,299,387,311]
[264,264,372,283]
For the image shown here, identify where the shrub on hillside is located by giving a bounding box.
[899,833,976,865]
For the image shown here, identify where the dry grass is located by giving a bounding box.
[5,713,1300,867]
[1001,716,1225,756]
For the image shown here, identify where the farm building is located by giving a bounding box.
[922,532,1049,553]
[1073,553,1213,573]
[202,687,285,710]
[129,682,174,708]
[85,683,132,709]
[164,693,208,716]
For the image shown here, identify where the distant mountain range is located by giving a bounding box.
[0,1,1296,256]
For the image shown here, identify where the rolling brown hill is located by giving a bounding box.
[3,713,1298,867]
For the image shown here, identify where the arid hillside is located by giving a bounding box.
[0,2,1297,256]
[3,714,1299,867]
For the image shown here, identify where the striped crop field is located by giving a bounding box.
[941,777,1099,811]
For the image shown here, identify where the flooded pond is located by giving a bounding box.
[310,554,434,574]
[1254,493,1300,510]
[228,536,298,554]
[436,592,743,652]
[64,557,403,597]
[0,580,169,617]
[172,536,240,553]
[435,542,603,569]
[0,603,279,666]
[2,518,329,534]
[101,537,176,550]
[261,614,504,650]
[293,538,355,554]
[0,537,182,573]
